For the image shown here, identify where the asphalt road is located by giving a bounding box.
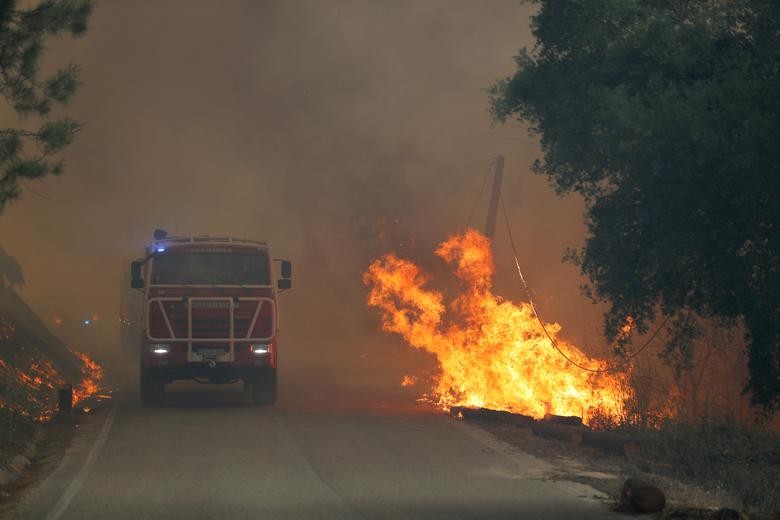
[8,383,629,520]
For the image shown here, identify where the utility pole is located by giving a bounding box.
[484,154,504,240]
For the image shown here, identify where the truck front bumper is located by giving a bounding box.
[145,360,273,383]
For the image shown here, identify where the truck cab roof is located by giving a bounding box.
[151,236,269,254]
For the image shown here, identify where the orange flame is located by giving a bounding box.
[0,349,103,421]
[618,315,635,340]
[400,374,417,387]
[363,229,629,424]
[72,351,103,405]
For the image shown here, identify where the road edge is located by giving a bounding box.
[43,408,115,520]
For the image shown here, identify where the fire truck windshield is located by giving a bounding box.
[151,252,269,286]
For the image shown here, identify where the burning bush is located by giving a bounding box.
[363,229,629,424]
[72,351,103,405]
[0,347,102,425]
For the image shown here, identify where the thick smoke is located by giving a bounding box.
[0,1,605,407]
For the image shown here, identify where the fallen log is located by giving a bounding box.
[542,414,585,428]
[531,421,584,445]
[581,430,640,458]
[620,477,665,514]
[450,407,535,428]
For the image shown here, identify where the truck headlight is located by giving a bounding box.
[150,343,170,355]
[251,344,269,355]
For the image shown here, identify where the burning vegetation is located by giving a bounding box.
[71,351,103,405]
[0,348,102,422]
[364,229,628,424]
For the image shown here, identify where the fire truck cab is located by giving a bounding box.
[130,233,291,406]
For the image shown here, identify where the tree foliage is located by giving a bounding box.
[0,0,93,213]
[490,0,779,410]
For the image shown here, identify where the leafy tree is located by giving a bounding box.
[0,0,93,213]
[490,1,779,410]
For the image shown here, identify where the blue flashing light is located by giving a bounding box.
[83,319,91,326]
[156,247,166,253]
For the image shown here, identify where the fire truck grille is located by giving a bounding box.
[148,300,273,340]
[168,317,271,339]
[171,318,229,338]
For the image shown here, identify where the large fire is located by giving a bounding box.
[363,229,628,423]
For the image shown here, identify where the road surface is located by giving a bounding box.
[7,382,629,519]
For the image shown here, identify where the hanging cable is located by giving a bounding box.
[464,158,495,229]
[498,192,670,373]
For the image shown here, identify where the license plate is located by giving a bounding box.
[199,349,222,358]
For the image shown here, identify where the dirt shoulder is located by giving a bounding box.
[0,393,111,518]
[0,415,76,516]
[473,420,778,519]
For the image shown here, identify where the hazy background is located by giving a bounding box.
[0,0,605,404]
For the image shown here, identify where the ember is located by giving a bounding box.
[400,375,417,387]
[363,229,629,424]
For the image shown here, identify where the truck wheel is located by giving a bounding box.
[251,367,277,406]
[140,369,165,406]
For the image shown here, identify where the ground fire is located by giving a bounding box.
[363,229,628,424]
[0,350,103,421]
[72,351,104,405]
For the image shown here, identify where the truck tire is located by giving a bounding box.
[250,367,277,406]
[140,369,165,406]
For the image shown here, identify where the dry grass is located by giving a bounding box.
[620,418,780,513]
[480,415,780,516]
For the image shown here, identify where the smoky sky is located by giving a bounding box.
[0,1,608,400]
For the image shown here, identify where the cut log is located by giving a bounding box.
[581,430,640,458]
[531,422,584,445]
[620,478,665,514]
[542,414,585,428]
[450,407,534,428]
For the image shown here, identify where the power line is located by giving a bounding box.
[22,181,53,201]
[498,191,670,373]
[464,158,495,229]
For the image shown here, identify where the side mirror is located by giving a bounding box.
[281,260,292,279]
[277,278,292,290]
[130,261,145,289]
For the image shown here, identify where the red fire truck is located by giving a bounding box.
[130,232,291,405]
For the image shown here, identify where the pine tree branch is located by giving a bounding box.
[0,129,41,138]
[0,125,82,139]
